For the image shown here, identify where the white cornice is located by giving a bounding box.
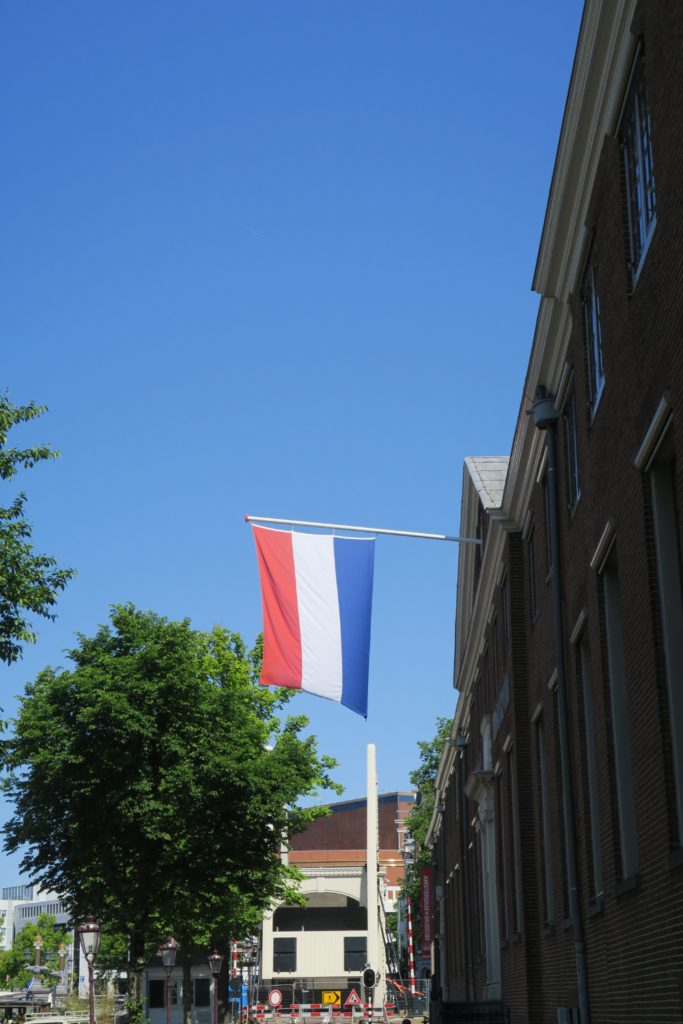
[533,0,638,300]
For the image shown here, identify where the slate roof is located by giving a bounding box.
[465,455,509,509]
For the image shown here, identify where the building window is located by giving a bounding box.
[501,577,510,659]
[344,936,367,972]
[582,251,605,411]
[507,748,522,934]
[491,618,499,694]
[148,981,165,1009]
[528,526,538,622]
[543,475,553,574]
[578,636,604,901]
[601,550,639,880]
[649,434,683,847]
[564,389,581,512]
[273,937,297,973]
[621,53,656,281]
[194,979,211,1008]
[535,712,554,926]
[496,773,509,941]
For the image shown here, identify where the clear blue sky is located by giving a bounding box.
[1,1,583,877]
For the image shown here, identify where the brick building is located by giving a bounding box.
[426,2,683,1023]
[260,792,414,1004]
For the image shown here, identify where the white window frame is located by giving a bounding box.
[582,253,605,415]
[564,389,581,513]
[621,53,656,285]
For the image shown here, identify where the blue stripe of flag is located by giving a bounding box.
[333,536,375,718]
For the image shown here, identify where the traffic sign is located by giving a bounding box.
[322,992,341,1006]
[344,989,362,1007]
[268,990,283,1008]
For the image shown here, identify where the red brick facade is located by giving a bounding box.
[289,792,414,887]
[428,3,683,1023]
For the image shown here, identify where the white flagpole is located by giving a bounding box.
[245,515,481,544]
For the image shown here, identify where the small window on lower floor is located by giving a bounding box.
[273,937,297,973]
[194,978,211,1008]
[344,936,367,972]
[148,980,165,1009]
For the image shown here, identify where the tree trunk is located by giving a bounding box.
[127,933,146,1024]
[218,958,229,1024]
[183,957,193,1024]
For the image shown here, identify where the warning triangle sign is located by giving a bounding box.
[344,989,362,1008]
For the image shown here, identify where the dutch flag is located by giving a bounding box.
[252,525,375,717]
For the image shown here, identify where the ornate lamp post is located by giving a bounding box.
[75,916,102,1024]
[208,951,224,1024]
[159,938,180,1024]
[33,934,43,968]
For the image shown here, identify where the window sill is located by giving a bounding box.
[543,923,555,937]
[587,896,604,918]
[615,873,639,897]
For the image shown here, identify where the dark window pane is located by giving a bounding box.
[148,980,165,1009]
[344,936,367,971]
[274,937,297,973]
[194,978,211,1008]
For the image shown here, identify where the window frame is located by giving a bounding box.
[273,937,297,973]
[648,432,683,848]
[620,51,656,285]
[535,712,555,927]
[343,936,367,972]
[564,389,581,514]
[582,250,605,415]
[600,550,639,882]
[528,525,538,623]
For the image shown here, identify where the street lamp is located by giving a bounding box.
[159,937,180,1024]
[34,934,43,968]
[75,916,102,1024]
[208,951,224,1024]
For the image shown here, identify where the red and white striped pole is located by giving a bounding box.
[406,897,416,995]
[232,938,238,975]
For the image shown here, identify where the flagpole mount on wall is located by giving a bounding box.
[245,514,481,545]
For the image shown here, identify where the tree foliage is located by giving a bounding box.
[0,394,75,665]
[405,716,451,851]
[0,913,70,989]
[402,716,451,943]
[2,605,342,1017]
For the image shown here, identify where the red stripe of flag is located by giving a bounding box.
[253,527,302,688]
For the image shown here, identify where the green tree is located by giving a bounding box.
[0,913,70,989]
[0,393,75,665]
[2,605,341,1023]
[402,716,451,948]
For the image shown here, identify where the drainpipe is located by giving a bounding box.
[456,736,475,1002]
[529,386,590,1024]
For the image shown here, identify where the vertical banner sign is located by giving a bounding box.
[420,867,433,956]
